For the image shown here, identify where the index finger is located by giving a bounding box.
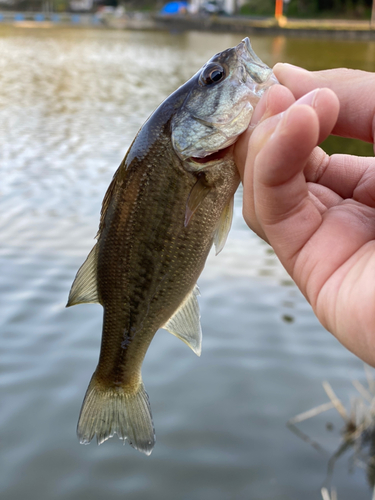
[274,64,375,144]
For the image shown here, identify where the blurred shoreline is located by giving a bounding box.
[1,11,375,40]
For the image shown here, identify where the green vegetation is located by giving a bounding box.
[53,0,69,12]
[321,136,374,157]
[121,0,164,11]
[240,0,372,19]
[240,0,274,17]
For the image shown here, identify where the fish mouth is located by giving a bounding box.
[237,37,274,85]
[187,144,234,167]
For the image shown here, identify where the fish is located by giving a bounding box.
[67,38,277,455]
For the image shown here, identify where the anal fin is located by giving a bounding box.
[163,284,202,356]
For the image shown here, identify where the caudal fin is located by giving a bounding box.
[77,374,155,455]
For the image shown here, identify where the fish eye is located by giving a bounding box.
[200,65,226,86]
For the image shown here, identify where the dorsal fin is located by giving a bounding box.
[67,244,100,307]
[214,196,234,255]
[163,284,202,356]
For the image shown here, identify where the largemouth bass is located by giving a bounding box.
[67,38,276,455]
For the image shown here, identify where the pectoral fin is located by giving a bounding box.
[163,285,202,356]
[214,196,234,255]
[185,174,211,227]
[67,244,100,307]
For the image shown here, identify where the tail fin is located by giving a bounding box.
[77,374,155,455]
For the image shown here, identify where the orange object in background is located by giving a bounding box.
[275,0,283,18]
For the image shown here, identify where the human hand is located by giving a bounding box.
[234,65,375,366]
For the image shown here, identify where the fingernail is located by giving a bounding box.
[269,88,320,139]
[275,90,319,134]
[294,88,320,107]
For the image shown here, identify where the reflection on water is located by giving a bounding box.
[1,27,374,500]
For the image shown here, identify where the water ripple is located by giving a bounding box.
[0,27,372,500]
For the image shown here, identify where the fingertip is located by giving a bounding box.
[312,88,340,143]
[273,63,312,93]
[250,84,295,126]
[235,85,285,179]
[272,62,287,79]
[273,62,308,75]
[279,103,319,136]
[314,87,340,111]
[261,104,319,178]
[250,87,269,126]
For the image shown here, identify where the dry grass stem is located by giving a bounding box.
[322,381,348,421]
[321,487,337,500]
[290,365,375,500]
[364,364,375,395]
[352,380,373,403]
[288,402,336,425]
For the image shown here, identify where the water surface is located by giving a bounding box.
[1,27,374,500]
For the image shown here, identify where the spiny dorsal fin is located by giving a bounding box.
[163,284,202,356]
[67,243,100,307]
[185,174,211,227]
[214,196,234,255]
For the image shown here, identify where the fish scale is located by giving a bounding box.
[67,38,277,454]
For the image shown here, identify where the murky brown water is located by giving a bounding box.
[1,26,374,500]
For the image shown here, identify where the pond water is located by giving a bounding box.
[1,26,375,500]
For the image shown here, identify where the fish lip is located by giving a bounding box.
[237,37,274,85]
